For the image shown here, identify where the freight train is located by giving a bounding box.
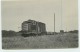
[21,19,46,37]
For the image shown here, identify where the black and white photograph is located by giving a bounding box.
[1,0,78,49]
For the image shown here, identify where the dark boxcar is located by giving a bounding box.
[21,19,46,37]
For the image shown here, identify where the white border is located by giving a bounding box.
[0,0,80,52]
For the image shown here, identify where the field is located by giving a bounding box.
[2,33,78,49]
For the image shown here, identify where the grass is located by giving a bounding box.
[2,33,78,49]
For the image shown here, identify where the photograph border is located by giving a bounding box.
[0,0,80,52]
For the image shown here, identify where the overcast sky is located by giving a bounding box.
[2,0,78,32]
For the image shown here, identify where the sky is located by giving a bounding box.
[1,0,78,32]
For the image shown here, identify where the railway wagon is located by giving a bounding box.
[21,19,46,37]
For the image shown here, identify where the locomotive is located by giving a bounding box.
[21,19,46,37]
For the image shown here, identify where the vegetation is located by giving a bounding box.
[2,30,18,37]
[69,30,78,33]
[2,32,78,49]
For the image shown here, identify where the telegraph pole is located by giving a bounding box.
[61,0,63,31]
[54,13,55,35]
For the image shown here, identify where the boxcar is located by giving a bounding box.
[21,19,46,37]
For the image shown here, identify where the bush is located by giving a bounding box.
[2,30,17,37]
[69,30,78,33]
